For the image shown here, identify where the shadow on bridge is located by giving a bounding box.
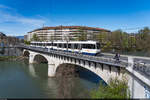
[56,63,107,85]
[23,51,30,57]
[33,54,48,64]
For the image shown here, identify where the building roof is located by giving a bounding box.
[28,26,110,33]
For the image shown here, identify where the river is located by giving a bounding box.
[0,61,102,98]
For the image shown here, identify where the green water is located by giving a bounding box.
[0,61,98,98]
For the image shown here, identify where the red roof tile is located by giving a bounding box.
[28,26,110,33]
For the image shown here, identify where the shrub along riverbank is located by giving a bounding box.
[90,76,130,99]
[0,56,17,61]
[0,56,28,61]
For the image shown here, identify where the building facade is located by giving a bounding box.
[27,26,110,41]
[24,35,27,41]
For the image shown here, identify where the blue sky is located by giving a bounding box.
[0,0,150,36]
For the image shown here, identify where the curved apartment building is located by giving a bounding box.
[27,26,110,41]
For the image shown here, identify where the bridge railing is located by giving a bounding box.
[20,45,129,67]
[133,62,150,77]
[20,45,150,74]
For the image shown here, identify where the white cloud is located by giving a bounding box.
[0,4,12,9]
[0,4,46,27]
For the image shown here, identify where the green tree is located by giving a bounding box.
[32,34,39,41]
[74,28,87,41]
[90,77,130,99]
[78,32,87,41]
[97,32,105,43]
[102,41,112,52]
[24,40,30,45]
[136,27,150,51]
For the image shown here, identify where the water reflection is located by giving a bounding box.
[56,77,90,98]
[45,78,58,98]
[28,64,36,77]
[0,61,100,98]
[30,63,48,78]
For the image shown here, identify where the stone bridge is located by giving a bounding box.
[21,46,150,99]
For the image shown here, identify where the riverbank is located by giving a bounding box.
[0,56,28,61]
[0,56,17,61]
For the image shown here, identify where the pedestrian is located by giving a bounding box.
[114,53,120,63]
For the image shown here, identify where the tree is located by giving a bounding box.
[32,34,39,41]
[96,31,110,50]
[73,27,87,41]
[78,32,87,41]
[90,77,130,99]
[122,33,129,51]
[136,27,150,51]
[24,40,30,45]
[102,41,112,52]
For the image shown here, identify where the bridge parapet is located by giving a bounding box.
[20,45,128,68]
[19,45,150,73]
[133,62,150,77]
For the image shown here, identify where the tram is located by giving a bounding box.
[30,41,101,56]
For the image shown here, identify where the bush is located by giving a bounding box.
[24,40,30,45]
[90,77,130,99]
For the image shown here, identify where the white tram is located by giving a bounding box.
[30,41,101,56]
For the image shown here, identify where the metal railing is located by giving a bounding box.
[133,62,150,77]
[19,45,128,68]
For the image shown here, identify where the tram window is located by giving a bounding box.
[82,44,86,48]
[47,43,51,46]
[58,43,62,48]
[82,44,96,49]
[68,44,71,48]
[53,43,57,46]
[96,43,100,49]
[60,44,62,48]
[64,44,67,48]
[74,44,78,49]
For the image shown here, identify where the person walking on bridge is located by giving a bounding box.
[114,53,120,63]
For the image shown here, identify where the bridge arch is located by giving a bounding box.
[25,49,122,85]
[56,63,107,84]
[33,54,48,64]
[23,50,30,57]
